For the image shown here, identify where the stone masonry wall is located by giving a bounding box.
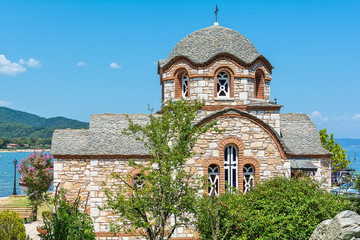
[190,116,289,185]
[162,59,271,104]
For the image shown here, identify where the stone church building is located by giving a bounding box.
[52,23,331,239]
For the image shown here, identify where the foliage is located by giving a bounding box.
[195,177,353,240]
[104,99,218,240]
[41,187,95,240]
[18,150,53,220]
[0,209,26,240]
[320,128,349,171]
[0,106,89,139]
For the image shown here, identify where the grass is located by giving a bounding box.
[0,195,51,220]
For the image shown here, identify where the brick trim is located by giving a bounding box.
[217,136,245,193]
[202,157,221,195]
[174,67,190,99]
[214,66,235,98]
[159,53,273,74]
[196,108,286,159]
[162,74,272,82]
[242,157,261,187]
[254,68,265,99]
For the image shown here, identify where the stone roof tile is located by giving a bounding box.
[159,25,270,68]
[280,113,330,156]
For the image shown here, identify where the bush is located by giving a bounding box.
[0,210,26,240]
[42,187,95,240]
[195,177,353,240]
[18,150,53,220]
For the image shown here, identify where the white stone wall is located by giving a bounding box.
[162,59,272,104]
[191,116,289,181]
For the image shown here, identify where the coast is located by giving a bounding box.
[0,149,51,153]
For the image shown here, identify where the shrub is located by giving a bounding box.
[18,150,53,220]
[41,187,95,240]
[0,210,26,240]
[195,177,353,240]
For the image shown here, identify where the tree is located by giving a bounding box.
[195,177,353,240]
[18,150,53,220]
[104,99,218,240]
[320,128,349,171]
[41,186,96,240]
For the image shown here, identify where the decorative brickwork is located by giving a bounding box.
[255,68,265,99]
[174,67,189,99]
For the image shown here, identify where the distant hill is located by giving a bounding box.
[335,138,360,148]
[0,107,89,138]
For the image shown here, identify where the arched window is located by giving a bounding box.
[208,164,219,196]
[132,174,145,190]
[224,145,238,190]
[182,73,188,98]
[217,71,230,98]
[243,164,254,193]
[254,70,264,99]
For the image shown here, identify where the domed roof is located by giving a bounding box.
[159,25,269,68]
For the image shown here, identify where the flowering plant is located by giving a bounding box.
[18,150,53,220]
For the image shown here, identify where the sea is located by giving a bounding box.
[0,147,359,197]
[0,151,51,198]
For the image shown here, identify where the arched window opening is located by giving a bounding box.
[182,73,188,98]
[243,164,254,193]
[224,145,238,190]
[217,71,230,98]
[133,174,145,190]
[208,164,219,196]
[255,70,264,99]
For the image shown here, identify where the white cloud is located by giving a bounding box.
[77,62,87,66]
[0,55,26,76]
[309,111,328,121]
[352,114,360,120]
[19,58,41,68]
[110,62,121,69]
[0,100,11,106]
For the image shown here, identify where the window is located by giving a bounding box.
[132,174,145,190]
[208,164,219,196]
[224,145,238,190]
[217,72,230,98]
[255,70,264,99]
[243,164,254,193]
[182,73,188,98]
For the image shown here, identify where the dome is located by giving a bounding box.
[159,25,267,68]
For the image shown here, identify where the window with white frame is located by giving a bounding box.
[182,73,188,98]
[243,164,254,193]
[217,72,230,98]
[133,174,145,190]
[224,145,238,190]
[208,164,219,196]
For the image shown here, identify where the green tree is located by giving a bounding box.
[320,128,349,171]
[104,99,218,240]
[0,210,26,240]
[195,177,353,240]
[18,151,53,220]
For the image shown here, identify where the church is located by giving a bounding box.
[52,22,332,239]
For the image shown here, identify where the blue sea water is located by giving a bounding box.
[346,147,360,173]
[0,151,51,198]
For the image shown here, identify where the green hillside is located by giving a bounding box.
[0,107,89,138]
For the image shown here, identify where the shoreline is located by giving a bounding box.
[0,149,51,153]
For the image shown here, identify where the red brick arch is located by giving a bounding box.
[242,157,261,187]
[217,136,244,193]
[173,67,190,99]
[214,66,235,98]
[202,157,221,195]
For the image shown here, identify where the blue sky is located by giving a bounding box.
[0,0,359,138]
